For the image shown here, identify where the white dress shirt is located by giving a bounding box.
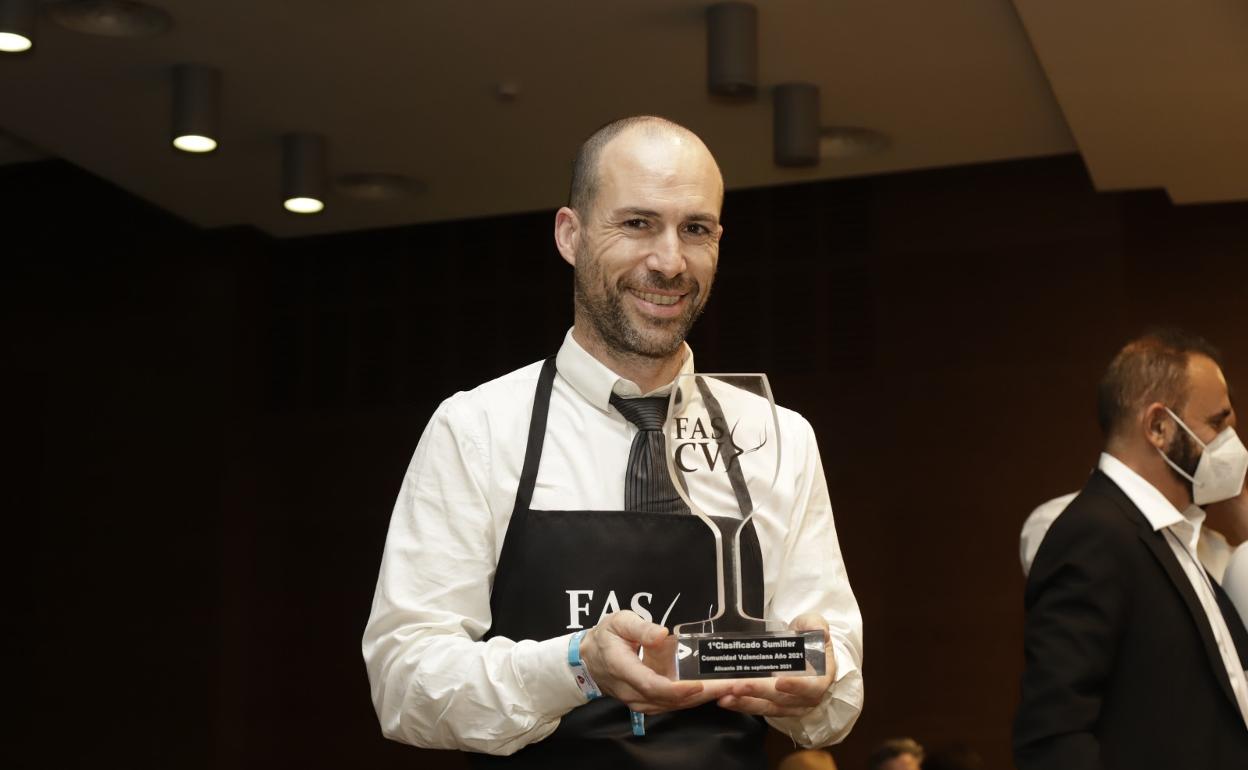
[1099,453,1248,729]
[1227,546,1248,630]
[362,330,865,755]
[1019,493,1079,576]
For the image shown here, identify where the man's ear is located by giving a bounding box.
[1143,402,1172,450]
[554,207,580,267]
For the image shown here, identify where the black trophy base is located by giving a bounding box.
[674,629,827,680]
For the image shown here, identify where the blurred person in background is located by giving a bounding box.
[866,737,923,770]
[778,748,839,770]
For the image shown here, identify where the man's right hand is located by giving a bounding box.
[578,611,733,715]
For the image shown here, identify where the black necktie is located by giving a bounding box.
[609,393,689,514]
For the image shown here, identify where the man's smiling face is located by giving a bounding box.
[571,127,723,360]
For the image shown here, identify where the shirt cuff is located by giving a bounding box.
[513,632,594,718]
[766,638,864,748]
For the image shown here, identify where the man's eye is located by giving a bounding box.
[623,219,648,229]
[683,223,711,237]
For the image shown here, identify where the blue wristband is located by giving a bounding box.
[631,709,646,736]
[568,630,601,701]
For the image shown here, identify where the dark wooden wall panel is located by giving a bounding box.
[7,154,1247,769]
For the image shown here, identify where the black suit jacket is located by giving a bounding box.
[1014,469,1248,770]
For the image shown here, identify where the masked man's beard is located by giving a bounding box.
[572,249,708,360]
[1163,427,1202,491]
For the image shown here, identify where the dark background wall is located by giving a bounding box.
[7,155,1246,769]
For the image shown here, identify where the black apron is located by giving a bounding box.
[471,357,769,769]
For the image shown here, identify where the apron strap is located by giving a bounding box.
[693,375,755,518]
[514,356,558,513]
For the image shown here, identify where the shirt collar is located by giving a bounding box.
[1098,452,1205,549]
[554,328,695,413]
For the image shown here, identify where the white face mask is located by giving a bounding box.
[1157,406,1248,505]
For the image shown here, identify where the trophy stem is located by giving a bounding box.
[712,518,755,632]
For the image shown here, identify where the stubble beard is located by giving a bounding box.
[573,246,709,361]
[1164,428,1202,493]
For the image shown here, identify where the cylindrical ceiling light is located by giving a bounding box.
[171,64,221,153]
[0,0,36,53]
[282,133,326,214]
[706,2,757,97]
[773,82,821,167]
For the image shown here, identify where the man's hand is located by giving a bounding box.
[579,611,734,715]
[1205,485,1248,547]
[716,612,836,718]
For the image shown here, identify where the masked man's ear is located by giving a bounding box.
[1144,402,1172,450]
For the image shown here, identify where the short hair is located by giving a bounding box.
[1096,327,1224,439]
[867,737,925,770]
[777,748,838,770]
[567,115,699,216]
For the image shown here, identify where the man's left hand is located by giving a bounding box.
[716,612,836,718]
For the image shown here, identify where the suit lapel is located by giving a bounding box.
[1135,529,1243,709]
[1090,471,1243,710]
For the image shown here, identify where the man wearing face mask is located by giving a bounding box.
[1014,329,1248,770]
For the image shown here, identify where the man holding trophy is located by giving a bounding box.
[363,116,864,767]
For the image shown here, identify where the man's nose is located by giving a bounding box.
[646,228,686,278]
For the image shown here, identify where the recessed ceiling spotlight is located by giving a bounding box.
[284,197,323,215]
[48,0,172,38]
[494,82,520,102]
[173,135,215,153]
[171,64,221,154]
[820,127,890,159]
[0,0,36,53]
[336,173,425,202]
[283,133,327,215]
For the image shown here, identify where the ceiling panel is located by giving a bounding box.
[1011,0,1248,205]
[1,1,1075,236]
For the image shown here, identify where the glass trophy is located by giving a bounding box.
[665,373,827,680]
